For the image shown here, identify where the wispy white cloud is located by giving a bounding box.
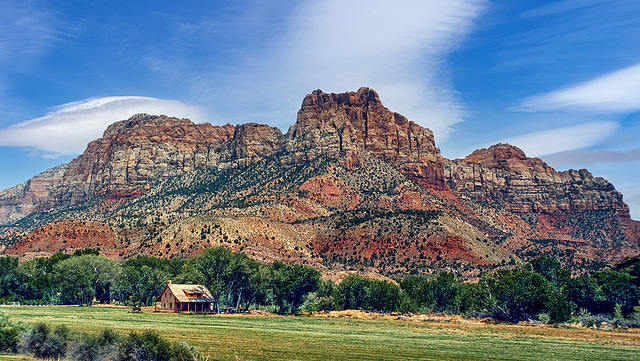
[517,62,640,113]
[203,0,487,138]
[0,1,59,66]
[0,97,207,157]
[491,121,618,157]
[542,148,640,167]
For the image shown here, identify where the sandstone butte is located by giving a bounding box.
[0,87,638,277]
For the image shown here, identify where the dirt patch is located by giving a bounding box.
[313,310,486,324]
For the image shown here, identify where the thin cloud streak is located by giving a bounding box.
[0,97,207,157]
[542,148,640,168]
[217,0,487,139]
[0,1,59,65]
[490,121,618,157]
[517,62,640,113]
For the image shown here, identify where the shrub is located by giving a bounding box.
[116,329,204,361]
[67,328,120,361]
[0,312,24,353]
[17,323,69,359]
[300,292,337,313]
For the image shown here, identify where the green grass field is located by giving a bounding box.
[1,306,639,361]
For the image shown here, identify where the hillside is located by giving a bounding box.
[1,87,638,275]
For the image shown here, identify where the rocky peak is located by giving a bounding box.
[0,114,284,216]
[445,144,628,214]
[464,143,528,171]
[284,87,445,187]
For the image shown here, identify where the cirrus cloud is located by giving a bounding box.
[0,97,207,157]
[517,62,640,113]
[490,121,619,157]
[201,0,488,139]
[542,148,640,167]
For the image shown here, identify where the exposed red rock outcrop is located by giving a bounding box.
[5,220,121,260]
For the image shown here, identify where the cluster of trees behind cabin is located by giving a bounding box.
[1,247,639,324]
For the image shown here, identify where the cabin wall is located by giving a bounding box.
[159,289,178,312]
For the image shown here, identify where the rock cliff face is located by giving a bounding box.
[0,115,284,219]
[55,114,283,206]
[0,165,68,226]
[444,144,627,214]
[284,87,445,187]
[444,143,639,249]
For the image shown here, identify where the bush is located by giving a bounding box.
[0,312,24,353]
[68,328,120,361]
[17,323,69,359]
[579,314,613,328]
[300,292,338,313]
[116,329,204,361]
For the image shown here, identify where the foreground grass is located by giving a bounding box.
[1,306,639,361]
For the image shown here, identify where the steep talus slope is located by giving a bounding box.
[1,88,638,274]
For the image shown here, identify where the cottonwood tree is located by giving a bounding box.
[53,255,119,306]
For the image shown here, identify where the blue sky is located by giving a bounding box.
[0,0,639,218]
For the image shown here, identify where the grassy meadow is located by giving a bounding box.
[1,306,639,360]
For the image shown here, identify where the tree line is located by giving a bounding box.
[1,247,639,324]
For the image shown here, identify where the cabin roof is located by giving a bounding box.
[155,283,214,303]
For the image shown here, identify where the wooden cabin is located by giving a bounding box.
[155,281,214,313]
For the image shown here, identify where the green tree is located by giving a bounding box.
[111,265,170,306]
[594,269,639,316]
[431,272,461,313]
[336,275,370,311]
[54,255,119,306]
[564,274,599,314]
[271,261,320,314]
[0,256,20,301]
[367,279,402,313]
[15,259,53,303]
[400,275,434,311]
[458,282,493,315]
[337,275,401,313]
[528,256,570,290]
[485,269,555,322]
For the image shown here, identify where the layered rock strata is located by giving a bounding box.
[0,165,68,225]
[444,144,627,214]
[284,87,445,187]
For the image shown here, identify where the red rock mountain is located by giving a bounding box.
[1,88,638,274]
